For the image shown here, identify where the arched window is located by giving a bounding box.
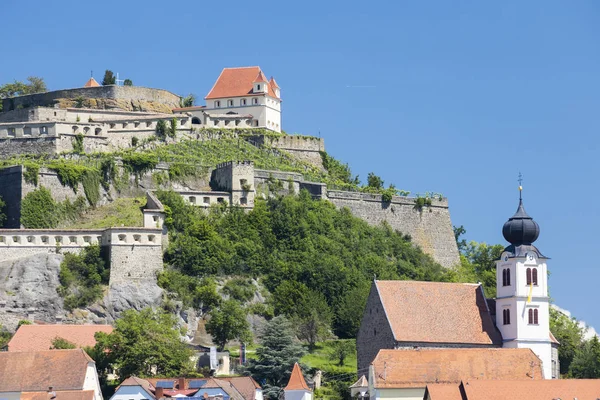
[528,308,539,325]
[534,309,539,324]
[526,268,532,285]
[532,268,538,286]
[503,309,510,325]
[502,269,511,287]
[528,308,533,324]
[191,117,201,125]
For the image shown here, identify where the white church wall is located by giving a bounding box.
[372,388,426,400]
[284,390,312,400]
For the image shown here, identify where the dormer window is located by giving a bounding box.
[227,100,234,107]
[215,101,221,108]
[256,84,261,91]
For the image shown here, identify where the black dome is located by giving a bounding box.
[502,199,540,246]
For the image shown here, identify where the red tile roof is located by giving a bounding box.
[269,77,280,89]
[285,363,310,391]
[205,67,279,100]
[375,280,502,345]
[427,379,600,400]
[218,377,261,400]
[0,349,94,392]
[83,77,100,88]
[424,383,464,399]
[8,324,113,352]
[253,71,268,83]
[21,390,95,400]
[140,376,258,400]
[371,348,543,388]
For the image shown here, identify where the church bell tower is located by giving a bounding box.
[495,184,556,379]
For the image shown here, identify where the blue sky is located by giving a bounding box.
[2,1,599,330]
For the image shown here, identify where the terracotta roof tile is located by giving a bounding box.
[205,67,279,100]
[8,324,113,352]
[253,71,268,83]
[142,377,257,400]
[218,377,261,400]
[424,383,464,399]
[117,377,155,399]
[461,379,600,400]
[83,78,100,88]
[21,390,95,400]
[269,77,280,89]
[371,348,543,388]
[285,363,310,391]
[375,280,502,345]
[0,349,93,392]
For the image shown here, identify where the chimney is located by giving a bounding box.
[155,387,164,399]
[179,378,186,390]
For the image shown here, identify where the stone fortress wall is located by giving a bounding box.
[0,191,166,286]
[1,85,181,113]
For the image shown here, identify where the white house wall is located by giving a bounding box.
[84,363,104,400]
[110,385,154,400]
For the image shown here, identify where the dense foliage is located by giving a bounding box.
[58,245,109,310]
[102,70,116,86]
[246,316,306,399]
[158,189,451,339]
[51,336,77,349]
[0,325,11,350]
[92,308,193,379]
[206,299,252,350]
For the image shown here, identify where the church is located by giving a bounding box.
[356,189,559,390]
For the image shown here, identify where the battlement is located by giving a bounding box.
[216,160,254,169]
[326,190,449,207]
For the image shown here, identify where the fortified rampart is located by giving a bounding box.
[2,85,181,113]
[326,190,460,268]
[245,134,325,169]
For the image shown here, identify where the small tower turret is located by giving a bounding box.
[495,179,556,379]
[253,71,269,94]
[284,363,312,400]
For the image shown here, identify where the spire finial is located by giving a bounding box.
[518,172,523,201]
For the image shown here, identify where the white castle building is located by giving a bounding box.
[174,66,282,132]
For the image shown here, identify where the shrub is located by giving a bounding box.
[222,278,255,303]
[156,120,167,140]
[21,186,60,228]
[131,136,139,147]
[58,245,109,310]
[23,163,39,186]
[72,133,84,154]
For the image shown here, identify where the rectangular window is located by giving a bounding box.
[227,100,234,107]
[253,98,258,105]
[215,101,221,108]
[241,99,247,106]
[257,84,261,91]
[7,128,16,137]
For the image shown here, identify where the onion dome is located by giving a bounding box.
[502,199,540,246]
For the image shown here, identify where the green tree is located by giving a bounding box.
[102,70,116,86]
[550,308,584,376]
[93,307,193,378]
[453,225,467,253]
[452,241,503,298]
[334,283,370,338]
[329,340,355,366]
[21,186,60,228]
[123,79,133,86]
[367,172,384,190]
[0,76,47,110]
[246,316,306,399]
[569,336,600,378]
[180,94,196,108]
[206,299,252,351]
[294,289,333,350]
[58,245,109,310]
[169,118,177,138]
[51,336,77,349]
[156,119,168,140]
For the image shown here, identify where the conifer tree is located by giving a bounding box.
[102,70,116,86]
[246,316,306,399]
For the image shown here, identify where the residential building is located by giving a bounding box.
[424,379,600,400]
[174,66,282,132]
[110,376,262,400]
[367,348,542,400]
[7,324,113,352]
[0,349,103,400]
[284,363,312,400]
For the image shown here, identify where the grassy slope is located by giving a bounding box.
[301,340,357,374]
[64,197,145,229]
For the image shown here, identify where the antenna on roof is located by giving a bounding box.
[90,70,93,78]
[518,172,523,201]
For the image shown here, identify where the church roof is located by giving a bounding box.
[205,67,279,100]
[284,363,310,391]
[83,77,100,87]
[374,280,502,346]
[371,348,543,389]
[426,379,600,400]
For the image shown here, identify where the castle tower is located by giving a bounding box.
[284,363,312,400]
[495,186,555,379]
[253,71,269,94]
